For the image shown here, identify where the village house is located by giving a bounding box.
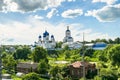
[69,61,96,79]
[17,62,38,74]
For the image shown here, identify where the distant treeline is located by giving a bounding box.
[91,37,120,44]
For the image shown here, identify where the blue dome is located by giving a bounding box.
[43,30,49,37]
[51,35,54,38]
[68,37,72,39]
[39,35,41,38]
[66,29,70,32]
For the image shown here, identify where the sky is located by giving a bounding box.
[0,0,120,45]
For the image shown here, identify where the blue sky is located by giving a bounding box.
[0,0,120,45]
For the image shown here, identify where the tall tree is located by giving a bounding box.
[108,39,114,44]
[114,37,120,44]
[55,41,63,48]
[13,46,31,60]
[50,66,63,80]
[32,47,47,63]
[2,55,16,74]
[107,44,120,67]
[37,59,49,74]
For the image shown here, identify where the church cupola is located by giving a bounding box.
[43,30,49,41]
[39,35,41,38]
[38,35,41,40]
[34,29,56,49]
[43,30,49,37]
[63,26,73,43]
[51,35,54,38]
[66,26,70,32]
[51,35,55,42]
[66,26,71,37]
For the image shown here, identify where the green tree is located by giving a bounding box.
[55,41,63,48]
[13,46,31,60]
[22,72,41,80]
[101,39,108,43]
[108,39,114,44]
[114,37,120,44]
[50,66,63,80]
[94,76,102,80]
[32,47,47,62]
[64,50,71,59]
[107,44,120,67]
[2,55,16,74]
[84,49,94,57]
[100,68,118,80]
[1,51,7,58]
[37,60,49,74]
[98,45,114,62]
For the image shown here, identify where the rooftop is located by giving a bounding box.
[70,61,92,68]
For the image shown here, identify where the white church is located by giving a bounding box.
[62,26,82,49]
[33,26,107,50]
[34,26,82,50]
[34,30,56,49]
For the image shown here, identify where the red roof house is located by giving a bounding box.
[69,61,96,79]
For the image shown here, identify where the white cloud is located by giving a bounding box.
[33,15,43,20]
[92,0,117,5]
[0,0,5,11]
[48,0,65,7]
[0,17,113,45]
[61,9,83,18]
[74,29,113,42]
[67,0,76,2]
[0,0,65,12]
[0,18,67,45]
[12,0,48,12]
[85,4,120,22]
[47,8,58,18]
[0,0,48,12]
[2,0,18,12]
[83,33,110,41]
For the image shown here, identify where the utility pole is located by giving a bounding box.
[82,32,86,80]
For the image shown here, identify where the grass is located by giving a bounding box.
[13,77,22,80]
[12,75,22,80]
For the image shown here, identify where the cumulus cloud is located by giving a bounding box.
[46,8,58,18]
[48,0,65,7]
[0,17,112,45]
[92,0,117,5]
[33,15,43,20]
[67,0,76,2]
[0,0,65,12]
[0,0,4,11]
[85,4,120,22]
[83,33,110,41]
[61,9,83,18]
[12,0,48,12]
[0,18,66,45]
[2,0,18,12]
